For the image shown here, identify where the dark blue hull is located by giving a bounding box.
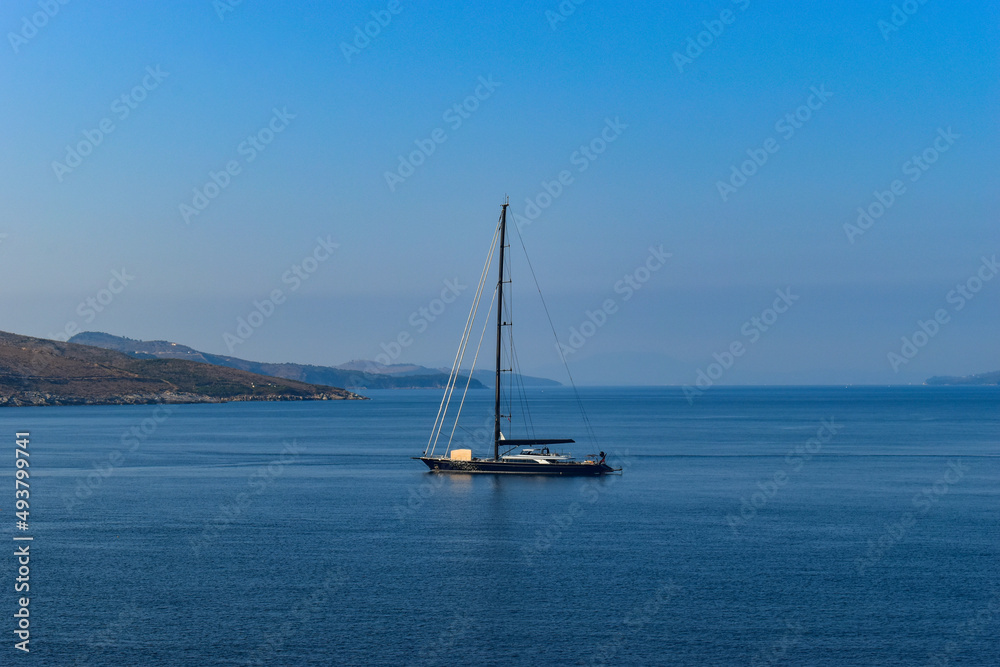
[417,456,617,476]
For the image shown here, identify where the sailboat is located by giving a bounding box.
[415,199,618,475]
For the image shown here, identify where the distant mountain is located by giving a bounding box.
[336,359,447,377]
[467,369,561,388]
[0,330,362,407]
[70,332,485,390]
[925,371,1000,386]
[336,358,560,387]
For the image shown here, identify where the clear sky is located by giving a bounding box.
[1,0,997,385]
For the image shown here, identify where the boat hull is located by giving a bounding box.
[417,456,617,476]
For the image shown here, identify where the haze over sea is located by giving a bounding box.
[2,385,997,665]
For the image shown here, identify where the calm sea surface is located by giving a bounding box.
[1,386,998,665]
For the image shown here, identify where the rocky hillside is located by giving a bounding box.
[70,332,484,389]
[0,331,364,406]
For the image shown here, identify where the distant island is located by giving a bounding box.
[69,332,487,390]
[925,370,1000,386]
[68,332,560,389]
[0,331,363,407]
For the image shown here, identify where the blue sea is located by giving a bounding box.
[2,386,998,665]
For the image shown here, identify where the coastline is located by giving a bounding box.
[0,390,367,407]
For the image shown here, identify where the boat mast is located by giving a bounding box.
[494,199,508,461]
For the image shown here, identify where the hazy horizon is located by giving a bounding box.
[3,1,997,386]
[10,326,991,389]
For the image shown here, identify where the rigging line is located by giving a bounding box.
[510,220,600,447]
[502,252,535,439]
[508,339,527,436]
[430,241,496,457]
[428,233,495,457]
[445,283,498,454]
[427,218,501,456]
[503,277,532,439]
[501,290,511,415]
[429,213,501,443]
[509,335,535,438]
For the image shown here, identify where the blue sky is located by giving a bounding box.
[1,0,997,385]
